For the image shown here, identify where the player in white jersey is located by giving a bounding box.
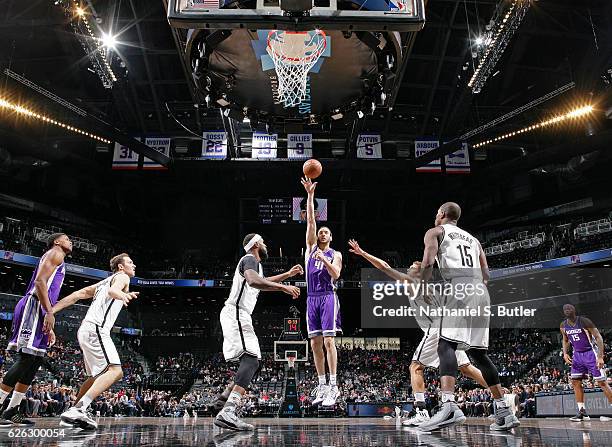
[214,233,302,431]
[416,202,519,432]
[51,253,138,430]
[347,239,488,426]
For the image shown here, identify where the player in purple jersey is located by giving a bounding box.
[301,176,343,407]
[0,233,72,427]
[561,304,612,422]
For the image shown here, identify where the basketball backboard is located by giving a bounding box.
[274,340,309,362]
[168,0,425,32]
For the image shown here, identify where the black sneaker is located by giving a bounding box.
[570,409,590,422]
[0,407,35,426]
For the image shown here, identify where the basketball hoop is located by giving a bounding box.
[266,30,327,108]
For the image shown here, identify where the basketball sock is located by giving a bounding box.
[441,392,455,403]
[577,402,585,411]
[6,391,24,410]
[329,374,337,387]
[0,389,9,405]
[75,395,93,410]
[318,375,327,386]
[415,392,425,405]
[224,391,242,409]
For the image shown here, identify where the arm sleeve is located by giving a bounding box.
[239,256,260,276]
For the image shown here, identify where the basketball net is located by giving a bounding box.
[287,355,296,369]
[267,30,327,108]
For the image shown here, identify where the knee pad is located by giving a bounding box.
[467,348,499,387]
[437,339,458,378]
[2,353,43,387]
[21,356,43,386]
[234,354,260,389]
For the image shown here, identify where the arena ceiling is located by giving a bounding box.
[0,1,609,146]
[0,0,611,232]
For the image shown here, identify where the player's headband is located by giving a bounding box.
[244,234,262,252]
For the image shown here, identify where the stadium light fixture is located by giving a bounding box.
[53,0,118,88]
[472,105,594,149]
[0,95,112,144]
[468,0,531,94]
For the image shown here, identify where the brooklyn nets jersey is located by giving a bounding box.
[224,254,264,315]
[436,223,483,280]
[82,273,126,333]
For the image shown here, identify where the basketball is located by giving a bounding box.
[303,159,322,179]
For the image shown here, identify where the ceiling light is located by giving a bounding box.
[101,32,117,50]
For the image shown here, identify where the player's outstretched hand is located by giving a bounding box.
[122,291,140,306]
[288,265,304,277]
[409,261,422,270]
[301,176,317,194]
[563,353,572,365]
[283,285,301,300]
[348,239,365,257]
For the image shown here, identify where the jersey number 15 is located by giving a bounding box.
[456,245,473,267]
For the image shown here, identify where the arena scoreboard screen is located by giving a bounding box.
[258,198,328,223]
[259,198,293,224]
[284,318,301,336]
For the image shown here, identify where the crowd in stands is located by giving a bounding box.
[143,327,596,419]
[0,318,610,419]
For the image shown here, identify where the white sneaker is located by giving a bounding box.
[417,402,466,432]
[402,408,430,427]
[312,384,330,406]
[322,386,340,407]
[214,407,254,431]
[60,406,98,430]
[490,406,520,431]
[600,416,611,422]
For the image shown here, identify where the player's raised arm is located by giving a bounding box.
[52,283,99,315]
[560,323,572,365]
[36,250,64,334]
[348,239,419,283]
[582,317,605,368]
[420,227,443,282]
[301,176,318,249]
[244,269,301,299]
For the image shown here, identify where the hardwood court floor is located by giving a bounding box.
[0,416,610,446]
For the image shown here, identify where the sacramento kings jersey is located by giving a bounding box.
[24,251,66,306]
[563,317,596,353]
[436,223,483,280]
[7,250,65,355]
[305,246,336,295]
[83,273,126,333]
[224,254,264,315]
